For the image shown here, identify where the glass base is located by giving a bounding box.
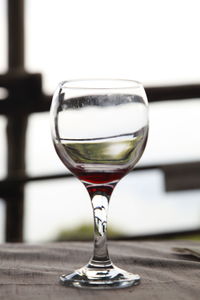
[60,262,140,289]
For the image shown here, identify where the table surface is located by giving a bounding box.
[0,240,200,300]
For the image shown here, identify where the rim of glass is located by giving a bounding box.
[59,79,143,90]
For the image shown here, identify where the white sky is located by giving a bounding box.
[25,0,200,93]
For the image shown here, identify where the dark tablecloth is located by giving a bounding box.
[0,240,200,300]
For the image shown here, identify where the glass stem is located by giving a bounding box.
[85,183,116,268]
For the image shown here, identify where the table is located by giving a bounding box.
[0,240,200,299]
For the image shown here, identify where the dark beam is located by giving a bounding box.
[0,82,200,115]
[145,84,200,102]
[0,161,200,197]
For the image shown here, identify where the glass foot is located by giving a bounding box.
[60,262,140,289]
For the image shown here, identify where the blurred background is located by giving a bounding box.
[0,0,200,243]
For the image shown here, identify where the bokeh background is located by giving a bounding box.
[0,0,200,242]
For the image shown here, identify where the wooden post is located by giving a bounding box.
[8,0,25,71]
[5,0,27,242]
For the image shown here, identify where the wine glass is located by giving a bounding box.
[50,79,148,289]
